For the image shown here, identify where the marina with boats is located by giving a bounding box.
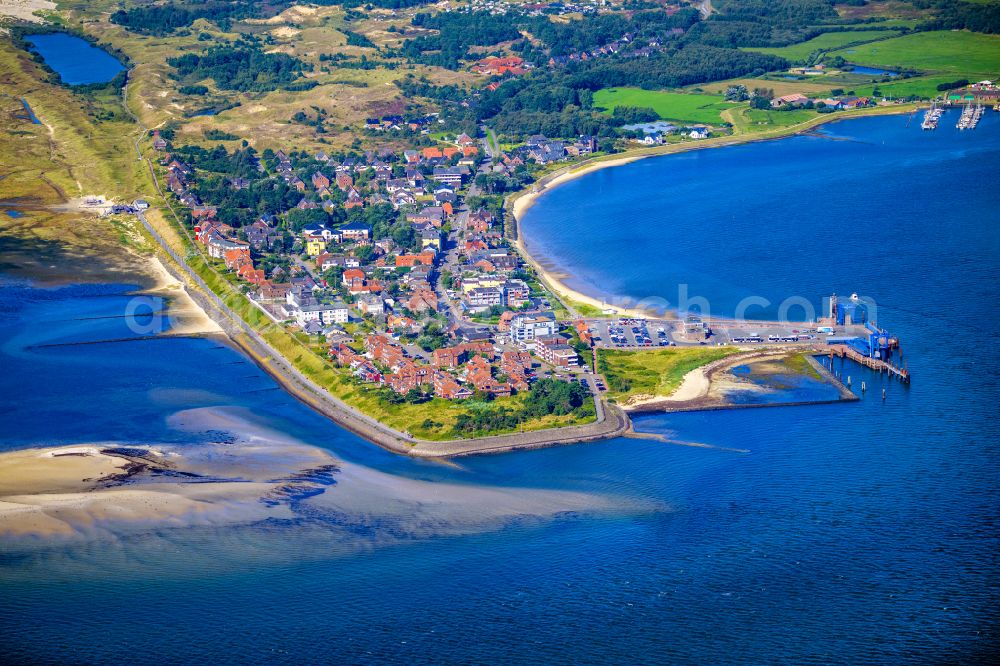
[921,103,991,130]
[921,105,944,130]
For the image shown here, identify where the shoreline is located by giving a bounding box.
[509,103,922,320]
[620,349,858,414]
[133,108,917,458]
[3,98,911,464]
[0,407,627,538]
[512,156,658,319]
[137,230,632,458]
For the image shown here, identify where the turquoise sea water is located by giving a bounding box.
[24,33,124,86]
[1,114,998,663]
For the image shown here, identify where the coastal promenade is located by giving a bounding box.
[134,209,631,458]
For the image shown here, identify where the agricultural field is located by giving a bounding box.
[850,74,970,100]
[593,88,733,125]
[827,30,1000,78]
[745,29,903,62]
[693,77,835,98]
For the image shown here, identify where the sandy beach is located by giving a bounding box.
[620,350,799,410]
[141,255,223,336]
[620,351,765,411]
[621,349,856,414]
[510,156,657,319]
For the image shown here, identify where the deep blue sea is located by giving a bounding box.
[1,114,998,664]
[25,33,124,86]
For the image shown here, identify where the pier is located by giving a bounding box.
[826,344,910,383]
[956,103,985,130]
[921,105,943,130]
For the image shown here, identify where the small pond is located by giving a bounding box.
[25,33,124,85]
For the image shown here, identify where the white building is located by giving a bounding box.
[509,312,557,344]
[295,302,348,327]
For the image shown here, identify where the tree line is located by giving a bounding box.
[167,42,309,93]
[451,379,594,436]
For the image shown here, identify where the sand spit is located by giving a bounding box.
[623,350,854,414]
[0,407,633,540]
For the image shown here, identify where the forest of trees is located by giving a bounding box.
[396,37,786,140]
[694,0,839,47]
[110,1,272,36]
[167,43,309,92]
[398,7,700,70]
[914,0,1000,34]
[451,379,594,435]
[405,44,787,139]
[401,12,522,69]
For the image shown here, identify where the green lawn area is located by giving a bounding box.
[851,74,967,99]
[827,30,1000,77]
[745,29,902,62]
[724,106,823,135]
[596,347,740,403]
[593,88,732,124]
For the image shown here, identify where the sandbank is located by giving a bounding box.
[0,407,634,539]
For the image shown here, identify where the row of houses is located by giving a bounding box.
[517,135,597,165]
[331,334,535,400]
[770,93,874,110]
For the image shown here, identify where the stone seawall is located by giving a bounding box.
[137,212,631,458]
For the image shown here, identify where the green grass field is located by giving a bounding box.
[850,74,967,99]
[593,88,732,124]
[745,30,902,62]
[722,106,823,135]
[596,347,739,403]
[827,30,1000,77]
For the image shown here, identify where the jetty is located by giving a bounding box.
[921,105,943,130]
[826,344,910,383]
[956,103,984,130]
[819,295,911,383]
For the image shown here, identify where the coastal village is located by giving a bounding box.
[16,0,966,440]
[153,129,598,407]
[149,120,912,421]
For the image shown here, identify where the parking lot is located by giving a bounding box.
[583,317,863,350]
[587,318,676,349]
